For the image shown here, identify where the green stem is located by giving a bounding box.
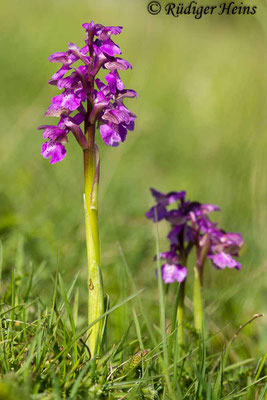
[83,124,104,357]
[177,280,185,347]
[168,282,180,361]
[193,266,204,333]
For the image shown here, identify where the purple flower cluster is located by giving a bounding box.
[38,22,137,164]
[146,188,244,284]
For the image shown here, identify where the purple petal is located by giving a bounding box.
[72,112,85,125]
[102,103,136,128]
[116,90,138,100]
[150,188,167,203]
[118,124,127,142]
[89,93,110,124]
[198,217,218,235]
[167,225,184,244]
[41,142,66,164]
[96,25,123,39]
[150,188,186,206]
[99,39,121,57]
[68,42,90,64]
[103,107,130,125]
[104,58,132,71]
[49,65,70,85]
[159,248,180,263]
[75,88,87,103]
[48,52,68,63]
[45,105,70,117]
[145,204,168,222]
[48,51,77,65]
[95,79,106,91]
[92,43,108,63]
[100,124,121,147]
[105,71,124,94]
[220,233,244,252]
[208,252,241,270]
[57,75,82,90]
[56,67,87,90]
[38,125,67,140]
[161,264,187,284]
[52,91,82,112]
[100,122,128,146]
[102,110,121,124]
[210,230,244,256]
[105,71,117,94]
[166,209,187,226]
[125,120,135,131]
[184,225,196,244]
[200,204,220,214]
[82,21,95,32]
[183,201,202,216]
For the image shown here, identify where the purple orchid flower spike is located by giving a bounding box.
[37,21,137,357]
[38,21,137,164]
[146,187,244,279]
[146,187,245,336]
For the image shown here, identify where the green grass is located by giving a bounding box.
[0,242,265,399]
[0,0,267,397]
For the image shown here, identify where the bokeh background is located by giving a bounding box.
[0,0,266,356]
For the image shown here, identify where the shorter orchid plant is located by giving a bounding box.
[38,21,137,356]
[146,188,244,341]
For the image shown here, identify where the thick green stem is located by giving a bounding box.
[83,124,104,357]
[193,266,204,333]
[177,280,185,347]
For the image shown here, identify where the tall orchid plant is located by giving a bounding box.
[146,188,244,342]
[37,19,245,362]
[38,22,137,356]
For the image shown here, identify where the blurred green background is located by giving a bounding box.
[0,0,266,356]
